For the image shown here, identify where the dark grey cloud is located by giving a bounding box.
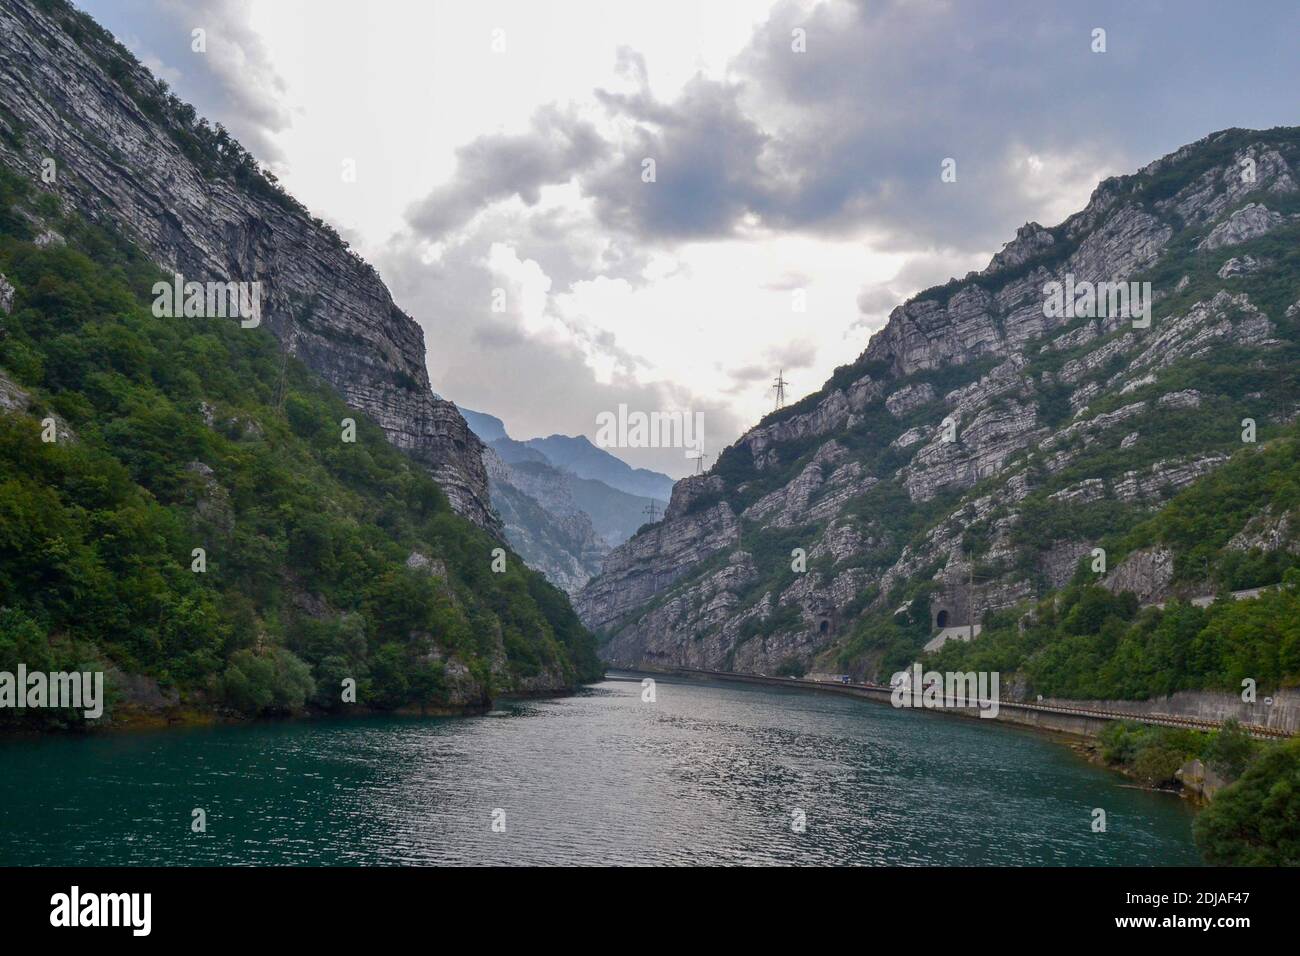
[403,0,1300,256]
[406,106,610,239]
[584,75,774,241]
[855,285,902,316]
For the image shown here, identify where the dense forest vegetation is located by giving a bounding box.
[0,167,600,729]
[1194,733,1300,865]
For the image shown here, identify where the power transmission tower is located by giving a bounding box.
[692,450,711,475]
[772,369,789,410]
[643,501,661,523]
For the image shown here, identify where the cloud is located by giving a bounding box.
[402,0,1300,259]
[771,337,818,369]
[406,106,610,239]
[722,336,815,400]
[88,0,1300,477]
[376,212,749,478]
[584,75,774,241]
[853,250,986,328]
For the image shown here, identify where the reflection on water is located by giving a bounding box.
[0,674,1199,865]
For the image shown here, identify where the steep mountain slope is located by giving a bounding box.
[456,407,510,444]
[489,436,550,466]
[0,173,600,728]
[0,0,495,528]
[482,448,610,593]
[577,127,1300,687]
[927,430,1300,700]
[456,405,672,592]
[458,405,606,592]
[566,474,664,546]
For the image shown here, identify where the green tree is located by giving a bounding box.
[1195,737,1300,865]
[221,647,315,716]
[1205,719,1258,782]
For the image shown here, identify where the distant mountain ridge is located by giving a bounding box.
[522,433,676,501]
[457,407,510,444]
[456,406,674,592]
[457,407,674,500]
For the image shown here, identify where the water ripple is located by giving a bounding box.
[0,675,1199,865]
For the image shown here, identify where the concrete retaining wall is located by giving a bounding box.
[1037,688,1300,735]
[638,667,1297,740]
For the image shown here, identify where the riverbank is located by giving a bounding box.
[629,666,1292,737]
[619,665,1271,806]
[0,681,586,738]
[625,665,1099,739]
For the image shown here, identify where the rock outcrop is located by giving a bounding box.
[577,128,1300,676]
[0,0,496,529]
[484,448,610,593]
[1197,202,1287,251]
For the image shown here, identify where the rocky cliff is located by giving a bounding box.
[458,405,671,593]
[484,447,610,593]
[0,0,496,528]
[577,127,1300,677]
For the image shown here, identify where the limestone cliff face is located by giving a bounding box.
[483,448,609,593]
[578,128,1300,675]
[458,406,671,593]
[579,474,741,635]
[0,0,496,529]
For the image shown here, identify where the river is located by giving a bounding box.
[0,673,1200,865]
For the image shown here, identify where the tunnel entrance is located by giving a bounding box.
[818,619,830,635]
[936,609,949,628]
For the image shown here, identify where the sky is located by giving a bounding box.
[79,0,1300,477]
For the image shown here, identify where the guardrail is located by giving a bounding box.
[645,667,1292,739]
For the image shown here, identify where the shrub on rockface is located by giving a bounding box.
[1195,736,1300,866]
[221,647,315,716]
[1098,721,1208,788]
